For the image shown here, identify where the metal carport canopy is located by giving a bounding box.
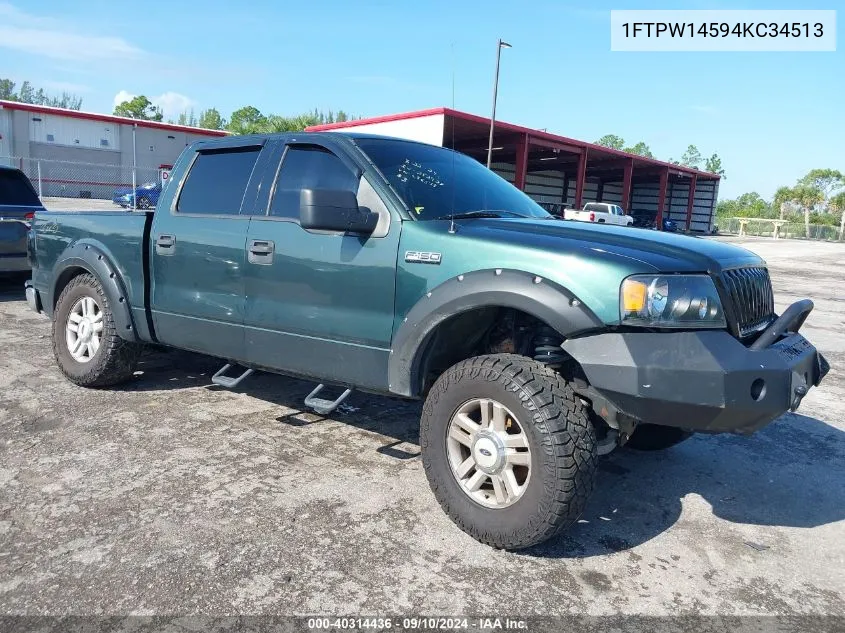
[307,108,720,232]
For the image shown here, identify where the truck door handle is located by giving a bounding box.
[248,239,274,265]
[156,234,175,255]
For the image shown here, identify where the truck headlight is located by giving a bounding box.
[620,274,726,328]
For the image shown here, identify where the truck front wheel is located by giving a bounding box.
[420,354,597,550]
[52,273,141,387]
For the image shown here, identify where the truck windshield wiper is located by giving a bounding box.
[434,210,526,220]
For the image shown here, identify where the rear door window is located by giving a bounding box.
[177,147,261,215]
[268,145,359,220]
[0,170,41,206]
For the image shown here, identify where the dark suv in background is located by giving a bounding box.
[0,166,44,274]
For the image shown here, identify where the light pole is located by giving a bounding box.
[486,38,512,169]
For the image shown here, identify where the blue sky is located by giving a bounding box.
[1,0,841,199]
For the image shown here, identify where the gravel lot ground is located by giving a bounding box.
[41,197,123,212]
[0,237,843,624]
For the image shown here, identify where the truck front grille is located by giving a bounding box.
[721,267,775,338]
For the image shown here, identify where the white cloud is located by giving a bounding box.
[113,90,136,110]
[0,2,144,62]
[153,92,196,119]
[113,90,197,119]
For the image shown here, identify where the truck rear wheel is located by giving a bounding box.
[625,423,692,451]
[420,354,597,550]
[52,273,141,387]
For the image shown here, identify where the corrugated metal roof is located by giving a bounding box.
[307,107,719,179]
[0,100,229,137]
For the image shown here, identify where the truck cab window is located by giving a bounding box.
[176,146,260,215]
[269,145,359,220]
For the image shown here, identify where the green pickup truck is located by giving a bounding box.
[25,133,829,549]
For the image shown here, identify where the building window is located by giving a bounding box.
[46,134,55,142]
[100,139,109,147]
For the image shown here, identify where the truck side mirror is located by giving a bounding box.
[299,189,378,235]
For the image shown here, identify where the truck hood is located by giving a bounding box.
[454,217,763,274]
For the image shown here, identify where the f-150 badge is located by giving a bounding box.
[405,251,442,264]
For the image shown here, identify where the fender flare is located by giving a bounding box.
[388,269,604,397]
[51,241,138,342]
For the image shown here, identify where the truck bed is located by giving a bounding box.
[30,210,152,314]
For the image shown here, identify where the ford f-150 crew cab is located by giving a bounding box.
[25,133,829,550]
[562,202,634,226]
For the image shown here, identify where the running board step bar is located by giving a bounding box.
[304,384,352,415]
[211,363,254,389]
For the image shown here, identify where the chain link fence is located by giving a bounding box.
[1,155,160,206]
[715,217,845,241]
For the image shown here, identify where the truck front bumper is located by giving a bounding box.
[562,300,829,435]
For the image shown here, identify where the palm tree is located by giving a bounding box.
[792,185,824,237]
[829,191,845,241]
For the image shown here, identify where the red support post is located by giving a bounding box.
[621,158,633,213]
[685,174,698,231]
[656,168,669,230]
[514,133,529,191]
[574,149,587,209]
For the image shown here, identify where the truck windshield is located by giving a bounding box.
[354,138,550,221]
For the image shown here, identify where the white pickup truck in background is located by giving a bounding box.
[562,202,633,226]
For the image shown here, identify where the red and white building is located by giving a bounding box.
[0,100,227,199]
[308,108,720,232]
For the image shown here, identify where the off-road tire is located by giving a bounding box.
[625,423,693,451]
[52,273,141,387]
[420,353,597,550]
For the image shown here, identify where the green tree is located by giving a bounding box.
[263,113,322,133]
[198,108,225,130]
[176,109,197,127]
[717,192,772,220]
[773,186,797,219]
[828,191,845,240]
[624,141,654,158]
[797,168,844,210]
[716,199,739,218]
[791,184,824,236]
[0,77,83,110]
[0,79,15,100]
[18,81,34,104]
[224,106,357,135]
[595,134,625,150]
[680,144,702,168]
[227,106,266,135]
[704,153,725,178]
[736,192,772,217]
[114,95,163,121]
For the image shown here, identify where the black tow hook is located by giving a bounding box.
[790,383,809,412]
